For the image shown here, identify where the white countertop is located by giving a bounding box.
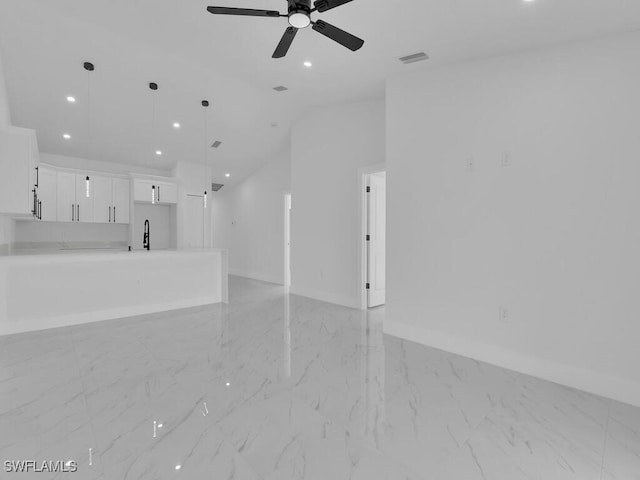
[0,248,228,263]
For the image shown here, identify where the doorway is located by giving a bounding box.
[359,166,386,309]
[284,193,291,288]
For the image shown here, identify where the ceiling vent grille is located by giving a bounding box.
[273,86,288,92]
[211,183,224,192]
[399,52,429,64]
[211,141,222,149]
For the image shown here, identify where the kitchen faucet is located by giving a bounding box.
[143,219,150,251]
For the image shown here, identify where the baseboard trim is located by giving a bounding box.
[385,319,640,408]
[229,268,283,285]
[289,285,359,309]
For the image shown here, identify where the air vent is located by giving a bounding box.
[211,141,222,149]
[211,183,224,192]
[399,52,429,64]
[273,86,288,92]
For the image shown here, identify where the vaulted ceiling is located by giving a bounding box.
[1,0,639,185]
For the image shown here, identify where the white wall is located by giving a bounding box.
[13,221,128,250]
[290,101,385,308]
[213,150,291,284]
[386,32,640,406]
[0,48,14,252]
[0,46,11,126]
[172,162,213,249]
[133,204,173,251]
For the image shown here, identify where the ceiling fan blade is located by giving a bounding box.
[273,27,298,58]
[312,20,364,52]
[206,6,281,18]
[313,0,354,13]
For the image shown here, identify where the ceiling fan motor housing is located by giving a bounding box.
[288,0,311,29]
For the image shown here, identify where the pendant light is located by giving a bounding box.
[202,100,209,209]
[84,62,94,198]
[149,82,159,164]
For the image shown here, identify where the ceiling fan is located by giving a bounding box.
[206,0,364,58]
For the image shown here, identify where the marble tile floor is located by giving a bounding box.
[1,275,639,479]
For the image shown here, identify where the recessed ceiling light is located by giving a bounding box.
[63,133,71,139]
[66,96,76,103]
[175,465,181,470]
[173,122,180,129]
[155,150,162,156]
[225,381,231,386]
[303,61,312,68]
[225,173,230,178]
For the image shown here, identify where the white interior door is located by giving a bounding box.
[367,172,386,307]
[185,195,204,248]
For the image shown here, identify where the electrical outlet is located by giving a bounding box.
[501,151,512,167]
[499,306,509,323]
[466,157,475,172]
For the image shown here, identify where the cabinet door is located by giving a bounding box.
[37,166,57,222]
[112,178,130,224]
[56,171,76,222]
[92,175,112,224]
[156,182,178,204]
[133,180,155,203]
[76,174,94,223]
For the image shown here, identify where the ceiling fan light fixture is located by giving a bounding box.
[289,11,310,29]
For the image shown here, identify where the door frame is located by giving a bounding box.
[358,163,386,310]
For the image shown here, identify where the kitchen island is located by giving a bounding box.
[0,248,228,336]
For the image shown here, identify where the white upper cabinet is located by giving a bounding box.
[112,178,130,224]
[92,175,130,224]
[56,171,77,222]
[133,179,155,203]
[36,165,57,222]
[56,171,96,223]
[92,175,112,224]
[75,174,94,223]
[0,126,39,215]
[133,178,177,205]
[156,181,177,205]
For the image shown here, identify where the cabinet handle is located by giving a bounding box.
[109,206,111,223]
[77,204,80,222]
[72,204,74,222]
[32,189,37,216]
[158,186,160,202]
[114,206,116,223]
[38,201,42,220]
[35,166,39,188]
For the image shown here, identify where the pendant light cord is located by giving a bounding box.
[86,69,91,161]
